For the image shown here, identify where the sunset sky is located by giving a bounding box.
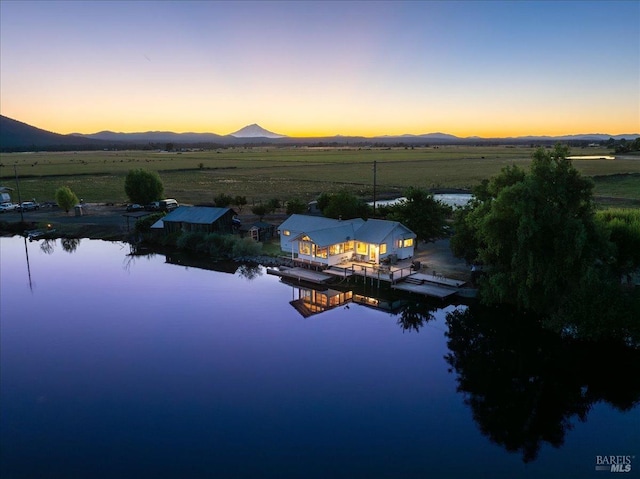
[1,0,638,138]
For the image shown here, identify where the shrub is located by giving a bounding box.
[232,237,263,258]
[176,231,206,252]
[135,212,166,234]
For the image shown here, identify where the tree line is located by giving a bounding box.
[450,144,640,344]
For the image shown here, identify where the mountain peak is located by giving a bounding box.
[229,124,286,138]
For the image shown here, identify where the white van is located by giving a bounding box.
[159,199,178,211]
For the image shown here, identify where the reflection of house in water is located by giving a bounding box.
[352,293,405,313]
[287,281,407,318]
[290,287,353,318]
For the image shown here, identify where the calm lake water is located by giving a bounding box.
[1,237,638,479]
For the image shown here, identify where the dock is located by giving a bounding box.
[267,266,334,284]
[391,272,467,299]
[405,272,466,288]
[269,262,474,301]
[391,281,457,299]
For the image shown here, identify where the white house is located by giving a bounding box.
[352,218,416,263]
[278,214,416,266]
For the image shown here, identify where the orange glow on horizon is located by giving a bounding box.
[4,110,638,140]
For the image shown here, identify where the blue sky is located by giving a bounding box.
[1,0,638,137]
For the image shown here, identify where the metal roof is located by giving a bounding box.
[162,206,232,224]
[279,214,364,233]
[296,223,362,247]
[355,219,415,243]
[281,214,417,246]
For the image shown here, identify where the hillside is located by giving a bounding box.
[0,115,109,151]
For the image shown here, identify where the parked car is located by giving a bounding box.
[0,202,20,213]
[144,201,160,211]
[126,204,144,212]
[19,201,39,211]
[159,199,179,211]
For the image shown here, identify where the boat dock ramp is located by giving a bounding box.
[391,273,463,299]
[267,265,474,300]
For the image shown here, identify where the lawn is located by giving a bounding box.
[2,146,638,207]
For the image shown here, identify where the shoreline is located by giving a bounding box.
[1,203,473,282]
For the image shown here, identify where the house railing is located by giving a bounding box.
[350,263,414,286]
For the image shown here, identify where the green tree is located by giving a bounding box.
[286,198,307,215]
[452,144,607,314]
[213,193,233,207]
[251,204,269,220]
[124,169,164,205]
[321,191,371,219]
[266,198,281,213]
[55,186,79,213]
[234,195,247,213]
[596,208,640,278]
[451,167,526,263]
[316,192,331,213]
[385,187,451,242]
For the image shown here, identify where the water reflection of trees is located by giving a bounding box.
[123,243,158,271]
[396,301,437,332]
[237,264,263,281]
[39,239,55,254]
[60,238,80,253]
[445,304,640,463]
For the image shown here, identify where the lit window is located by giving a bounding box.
[283,230,290,236]
[380,244,387,254]
[401,238,414,248]
[330,243,345,255]
[299,242,311,255]
[316,247,328,259]
[356,242,367,254]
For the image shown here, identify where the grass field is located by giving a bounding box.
[1,146,639,207]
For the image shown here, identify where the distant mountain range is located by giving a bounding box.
[0,115,637,151]
[0,115,106,151]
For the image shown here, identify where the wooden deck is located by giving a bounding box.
[391,281,458,299]
[333,261,415,284]
[391,272,467,299]
[269,261,471,301]
[407,272,466,288]
[266,266,334,283]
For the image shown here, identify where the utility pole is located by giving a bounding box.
[14,165,24,223]
[373,160,377,218]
